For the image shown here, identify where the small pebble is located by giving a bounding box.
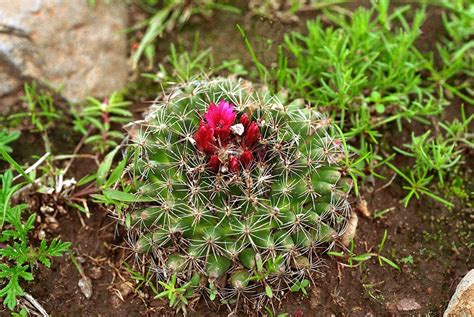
[37,230,46,240]
[41,205,54,213]
[48,222,59,231]
[110,294,122,309]
[396,298,421,311]
[78,276,93,299]
[45,216,57,224]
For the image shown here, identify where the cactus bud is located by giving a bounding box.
[240,150,253,167]
[243,121,260,148]
[208,154,221,172]
[239,113,250,128]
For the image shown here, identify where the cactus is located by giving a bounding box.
[117,78,352,310]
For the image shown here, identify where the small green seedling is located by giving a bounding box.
[386,162,454,208]
[328,230,400,270]
[400,255,414,265]
[156,274,192,314]
[290,279,311,296]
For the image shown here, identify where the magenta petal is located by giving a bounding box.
[203,100,236,143]
[205,100,236,130]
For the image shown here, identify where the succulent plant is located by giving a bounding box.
[116,78,352,310]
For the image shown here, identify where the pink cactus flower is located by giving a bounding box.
[205,100,236,141]
[194,100,262,173]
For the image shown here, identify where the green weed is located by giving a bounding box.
[130,0,240,69]
[328,230,400,270]
[0,130,20,154]
[142,35,247,84]
[239,0,472,208]
[0,170,70,311]
[72,91,132,154]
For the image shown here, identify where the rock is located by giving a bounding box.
[37,229,46,240]
[0,0,128,111]
[444,269,474,317]
[341,211,358,246]
[78,276,93,299]
[396,298,421,311]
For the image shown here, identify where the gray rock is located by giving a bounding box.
[396,298,421,311]
[444,269,474,317]
[0,0,128,110]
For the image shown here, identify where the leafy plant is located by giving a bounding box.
[8,82,61,152]
[389,107,472,207]
[13,82,60,133]
[72,91,132,154]
[400,255,414,265]
[439,105,473,147]
[272,0,434,137]
[290,278,310,296]
[426,0,474,103]
[0,129,20,153]
[156,274,193,314]
[0,170,70,311]
[386,162,454,208]
[394,131,463,184]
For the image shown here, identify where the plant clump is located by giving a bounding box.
[114,78,352,311]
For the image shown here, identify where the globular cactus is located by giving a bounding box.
[118,78,352,310]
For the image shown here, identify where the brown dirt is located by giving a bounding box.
[1,1,472,317]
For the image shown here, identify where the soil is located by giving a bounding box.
[1,1,472,317]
